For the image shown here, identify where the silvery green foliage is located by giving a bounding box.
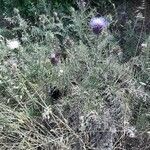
[0,2,150,149]
[99,85,124,146]
[80,111,114,150]
[99,80,125,124]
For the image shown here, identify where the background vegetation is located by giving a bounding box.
[0,0,150,149]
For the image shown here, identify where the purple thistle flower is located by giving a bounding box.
[90,17,108,34]
[49,52,61,65]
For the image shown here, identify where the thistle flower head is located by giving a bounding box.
[49,51,61,65]
[89,17,108,34]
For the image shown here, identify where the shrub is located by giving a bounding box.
[0,1,150,149]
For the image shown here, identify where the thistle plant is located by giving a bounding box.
[0,1,150,150]
[89,16,109,65]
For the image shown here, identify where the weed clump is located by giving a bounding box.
[0,1,150,149]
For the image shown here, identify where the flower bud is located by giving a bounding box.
[49,52,60,65]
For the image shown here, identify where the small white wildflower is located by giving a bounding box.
[126,126,136,138]
[58,69,64,76]
[147,131,150,135]
[111,125,117,134]
[53,12,58,17]
[79,115,85,131]
[7,39,20,49]
[128,131,136,138]
[118,51,123,60]
[11,63,18,73]
[59,69,64,73]
[124,120,129,126]
[79,115,84,122]
[13,8,19,14]
[42,107,52,120]
[141,43,148,48]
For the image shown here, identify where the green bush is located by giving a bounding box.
[0,1,150,149]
